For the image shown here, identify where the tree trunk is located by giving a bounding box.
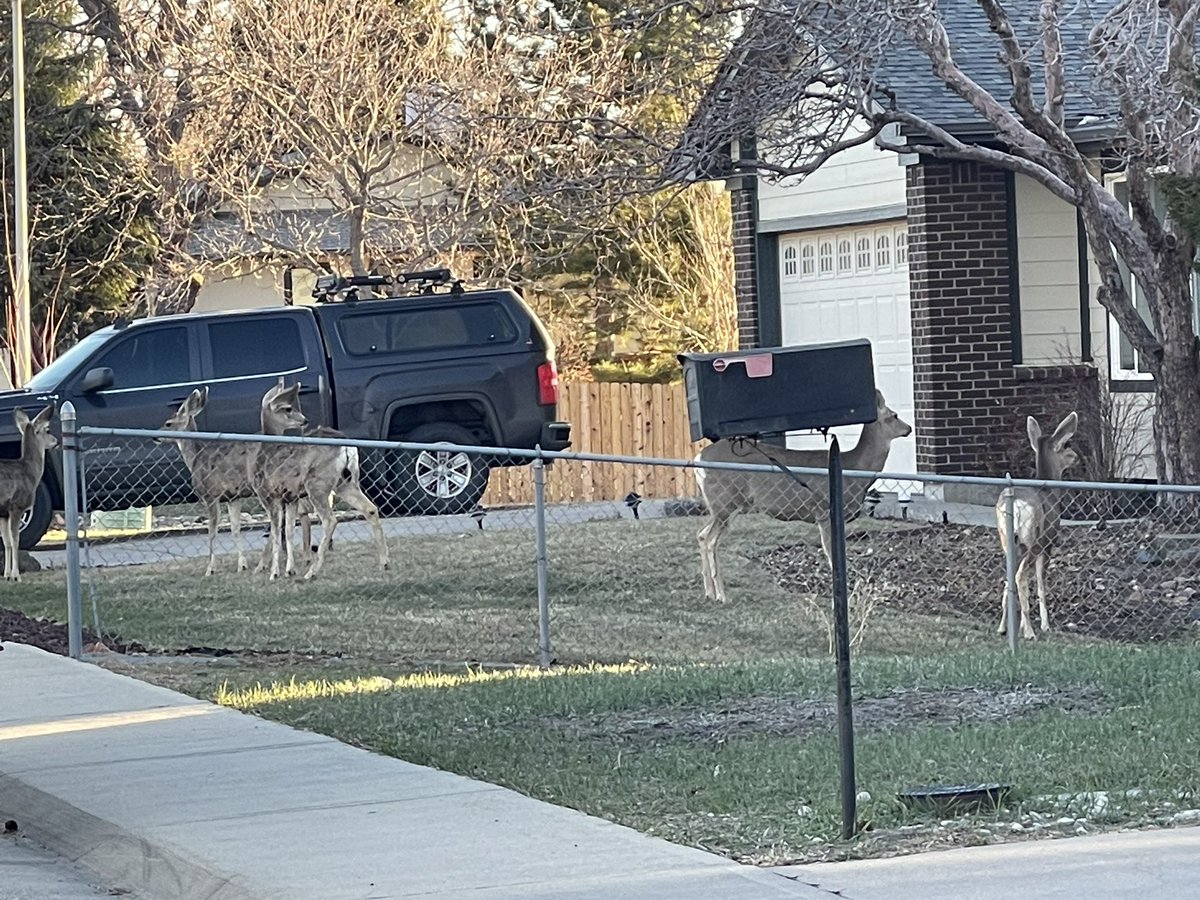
[1149,263,1200,488]
[349,206,367,276]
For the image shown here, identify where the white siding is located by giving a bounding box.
[193,261,284,312]
[1014,175,1080,364]
[758,134,907,225]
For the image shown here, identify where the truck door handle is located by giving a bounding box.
[297,383,319,394]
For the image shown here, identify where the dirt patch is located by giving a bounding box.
[543,684,1107,745]
[0,607,143,655]
[752,522,1200,643]
[0,607,348,663]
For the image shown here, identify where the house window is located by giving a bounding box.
[1103,175,1200,382]
[875,231,892,269]
[837,238,853,274]
[800,242,816,276]
[895,228,908,267]
[818,240,834,274]
[855,233,872,270]
[782,242,798,280]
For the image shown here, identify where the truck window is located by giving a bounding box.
[337,304,518,356]
[208,317,307,377]
[88,326,191,389]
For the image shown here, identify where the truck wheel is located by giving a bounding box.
[18,481,54,550]
[398,424,490,515]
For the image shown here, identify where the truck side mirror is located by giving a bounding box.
[81,367,115,393]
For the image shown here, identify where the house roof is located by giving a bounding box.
[867,0,1117,137]
[677,0,1130,174]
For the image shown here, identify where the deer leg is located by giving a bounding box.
[303,502,337,580]
[1,515,13,581]
[228,499,246,572]
[997,543,1021,635]
[1035,551,1051,632]
[268,500,285,581]
[1015,554,1036,640]
[204,499,220,577]
[283,500,299,576]
[300,502,313,563]
[817,519,833,570]
[698,514,730,602]
[338,482,389,571]
[7,514,20,582]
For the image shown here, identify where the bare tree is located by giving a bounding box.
[75,0,264,314]
[172,0,658,280]
[670,0,1200,485]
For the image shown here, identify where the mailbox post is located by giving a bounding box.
[680,340,877,841]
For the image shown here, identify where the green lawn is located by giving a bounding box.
[6,513,1196,863]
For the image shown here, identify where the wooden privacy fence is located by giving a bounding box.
[483,381,706,507]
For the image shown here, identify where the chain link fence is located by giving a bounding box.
[38,424,1200,666]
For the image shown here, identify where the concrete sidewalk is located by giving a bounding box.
[775,827,1200,899]
[4,643,1196,900]
[0,642,820,899]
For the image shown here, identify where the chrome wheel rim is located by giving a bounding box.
[414,448,472,499]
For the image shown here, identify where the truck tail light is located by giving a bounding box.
[537,360,559,406]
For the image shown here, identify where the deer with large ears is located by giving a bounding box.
[162,388,258,576]
[254,381,388,580]
[995,411,1078,640]
[695,389,912,603]
[0,405,56,581]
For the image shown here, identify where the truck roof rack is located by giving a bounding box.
[312,268,465,302]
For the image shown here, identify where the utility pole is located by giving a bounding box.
[10,0,32,387]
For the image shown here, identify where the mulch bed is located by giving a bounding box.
[0,607,142,656]
[752,521,1200,643]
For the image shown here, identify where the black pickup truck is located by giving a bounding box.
[0,269,571,548]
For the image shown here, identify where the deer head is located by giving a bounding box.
[260,381,307,434]
[1028,411,1078,480]
[163,387,208,432]
[870,389,913,441]
[14,405,57,454]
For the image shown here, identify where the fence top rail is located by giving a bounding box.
[73,424,1200,495]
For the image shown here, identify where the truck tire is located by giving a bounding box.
[398,423,490,516]
[18,481,54,550]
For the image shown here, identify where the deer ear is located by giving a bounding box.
[284,383,301,400]
[875,389,885,406]
[199,386,210,406]
[1051,411,1078,450]
[13,408,29,430]
[33,405,54,426]
[1026,416,1042,449]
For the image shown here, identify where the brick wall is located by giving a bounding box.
[730,181,759,350]
[907,158,1094,475]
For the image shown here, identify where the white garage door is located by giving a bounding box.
[778,221,919,494]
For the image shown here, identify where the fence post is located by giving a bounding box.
[61,401,83,660]
[533,450,552,668]
[828,438,857,840]
[1003,476,1019,654]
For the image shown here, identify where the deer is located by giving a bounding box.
[695,389,912,603]
[255,381,388,580]
[0,406,56,581]
[995,411,1078,640]
[162,388,258,576]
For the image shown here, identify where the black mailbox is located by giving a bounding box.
[678,340,877,441]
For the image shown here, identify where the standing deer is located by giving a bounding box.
[162,388,257,576]
[696,390,912,602]
[255,382,388,580]
[0,406,56,581]
[995,411,1078,640]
